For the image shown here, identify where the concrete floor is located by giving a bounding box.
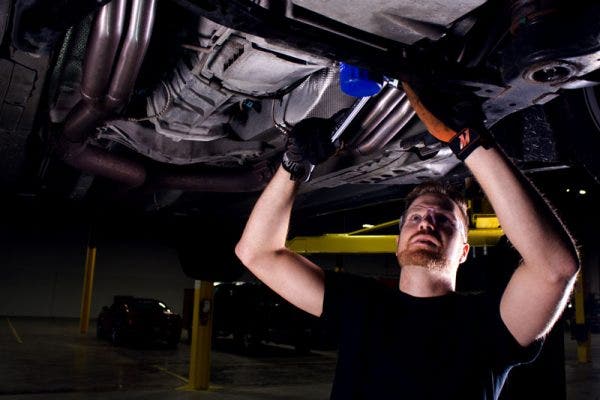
[1,318,598,399]
[564,333,600,400]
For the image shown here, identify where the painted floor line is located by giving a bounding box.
[153,365,189,383]
[6,318,23,344]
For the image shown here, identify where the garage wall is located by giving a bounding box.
[0,214,194,318]
[91,235,194,318]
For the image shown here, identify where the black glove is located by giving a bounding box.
[402,81,492,161]
[282,117,338,182]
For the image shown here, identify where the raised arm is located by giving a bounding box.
[235,166,325,316]
[236,118,338,317]
[403,83,579,346]
[465,146,578,346]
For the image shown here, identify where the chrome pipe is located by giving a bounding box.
[61,101,106,153]
[63,0,127,145]
[60,0,158,188]
[80,0,127,102]
[106,0,157,109]
[354,97,415,155]
[348,85,405,147]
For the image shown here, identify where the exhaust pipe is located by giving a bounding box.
[340,84,415,155]
[61,0,127,154]
[81,0,126,103]
[57,0,269,192]
[353,97,415,155]
[346,85,405,148]
[106,0,157,110]
[57,0,155,187]
[152,166,271,193]
[70,146,147,186]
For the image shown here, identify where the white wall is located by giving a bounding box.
[0,216,194,318]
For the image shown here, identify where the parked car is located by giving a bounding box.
[96,296,182,348]
[212,282,319,354]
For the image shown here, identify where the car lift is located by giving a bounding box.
[286,214,504,254]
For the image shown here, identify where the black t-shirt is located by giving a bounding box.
[321,271,542,400]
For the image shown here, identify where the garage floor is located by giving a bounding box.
[1,318,335,399]
[1,318,598,399]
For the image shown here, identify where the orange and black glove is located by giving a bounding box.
[282,117,338,182]
[402,82,492,161]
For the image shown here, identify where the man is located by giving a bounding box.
[235,83,579,399]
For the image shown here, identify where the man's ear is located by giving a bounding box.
[459,242,470,264]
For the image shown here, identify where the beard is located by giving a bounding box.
[398,247,449,272]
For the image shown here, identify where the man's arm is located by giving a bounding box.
[403,81,579,346]
[235,166,325,317]
[464,146,579,346]
[236,117,338,317]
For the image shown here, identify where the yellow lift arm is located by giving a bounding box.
[286,215,503,254]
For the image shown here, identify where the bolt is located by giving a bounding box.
[531,64,572,83]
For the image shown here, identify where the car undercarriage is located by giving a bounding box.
[1,0,599,221]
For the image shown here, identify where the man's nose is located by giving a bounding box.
[419,212,436,231]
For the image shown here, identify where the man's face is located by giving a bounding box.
[396,193,469,272]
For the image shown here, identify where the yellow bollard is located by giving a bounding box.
[574,272,591,363]
[79,238,97,335]
[187,280,214,390]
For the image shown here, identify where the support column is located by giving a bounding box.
[187,280,214,390]
[574,272,591,363]
[79,227,97,334]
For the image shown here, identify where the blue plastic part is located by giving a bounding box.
[339,62,383,97]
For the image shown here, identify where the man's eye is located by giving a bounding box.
[409,214,422,223]
[438,214,459,230]
[436,214,450,225]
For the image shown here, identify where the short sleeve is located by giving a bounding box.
[483,293,544,368]
[492,313,544,368]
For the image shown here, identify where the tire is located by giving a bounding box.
[0,46,51,192]
[0,0,10,46]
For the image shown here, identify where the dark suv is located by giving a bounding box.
[97,296,182,348]
[213,283,318,354]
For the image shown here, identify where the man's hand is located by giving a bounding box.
[282,117,338,182]
[402,82,491,161]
